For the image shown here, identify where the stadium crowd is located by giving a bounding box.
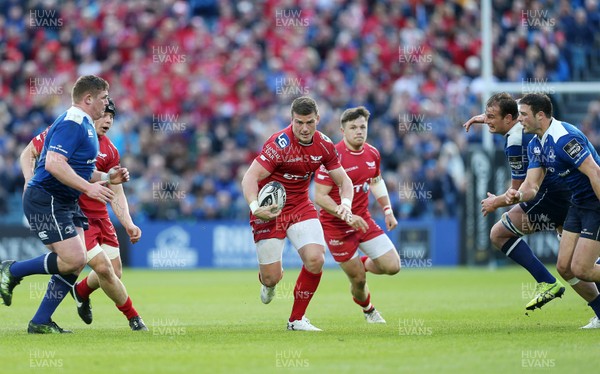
[1,0,599,222]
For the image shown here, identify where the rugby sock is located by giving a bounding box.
[501,237,555,284]
[353,293,374,313]
[75,277,94,300]
[360,256,369,272]
[117,296,139,320]
[31,274,77,324]
[588,295,600,319]
[289,266,322,322]
[10,253,59,278]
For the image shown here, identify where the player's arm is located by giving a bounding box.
[19,140,39,186]
[577,155,600,201]
[462,113,486,132]
[314,179,368,232]
[504,167,545,205]
[45,150,114,203]
[327,166,354,223]
[109,183,141,243]
[241,160,280,221]
[480,178,524,216]
[370,174,397,231]
[90,166,130,185]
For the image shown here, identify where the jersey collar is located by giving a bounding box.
[540,118,556,145]
[69,106,94,125]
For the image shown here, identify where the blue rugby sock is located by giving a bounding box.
[501,237,556,284]
[31,274,78,325]
[9,253,59,278]
[588,295,600,319]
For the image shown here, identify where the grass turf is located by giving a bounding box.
[0,267,597,373]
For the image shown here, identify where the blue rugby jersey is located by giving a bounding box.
[505,122,566,193]
[29,106,99,201]
[527,119,600,205]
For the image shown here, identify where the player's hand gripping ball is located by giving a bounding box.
[258,181,286,213]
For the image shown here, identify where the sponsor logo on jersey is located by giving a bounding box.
[508,156,523,170]
[264,145,281,161]
[563,139,583,159]
[533,146,541,156]
[310,155,322,162]
[38,231,48,240]
[345,166,358,172]
[283,172,310,181]
[276,133,290,149]
[88,129,94,137]
[328,239,344,246]
[64,225,74,235]
[365,161,376,168]
[97,152,107,159]
[558,169,571,177]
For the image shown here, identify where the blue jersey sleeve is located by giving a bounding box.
[506,144,527,180]
[556,134,590,168]
[46,121,85,159]
[527,139,542,170]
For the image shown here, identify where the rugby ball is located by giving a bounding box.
[258,181,286,212]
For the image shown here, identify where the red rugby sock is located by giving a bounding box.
[117,296,139,320]
[75,277,94,300]
[289,266,322,322]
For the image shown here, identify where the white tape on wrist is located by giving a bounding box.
[383,205,392,216]
[249,200,259,214]
[518,191,523,202]
[101,172,110,184]
[341,197,352,207]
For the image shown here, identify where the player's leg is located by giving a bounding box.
[1,192,87,307]
[556,230,600,328]
[286,219,325,331]
[256,238,285,304]
[27,227,87,334]
[568,208,600,328]
[493,206,564,309]
[357,232,399,323]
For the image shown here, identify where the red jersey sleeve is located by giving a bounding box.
[32,127,50,154]
[315,164,335,186]
[255,133,284,173]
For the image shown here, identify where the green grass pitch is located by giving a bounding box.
[1,267,597,373]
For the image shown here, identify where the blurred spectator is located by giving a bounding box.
[0,0,598,224]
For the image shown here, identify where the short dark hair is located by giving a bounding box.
[486,92,518,119]
[291,96,318,117]
[519,93,553,118]
[340,106,370,127]
[72,75,109,102]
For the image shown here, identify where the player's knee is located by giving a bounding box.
[556,260,573,280]
[303,254,324,273]
[385,258,401,275]
[261,273,281,287]
[571,263,592,282]
[380,258,401,275]
[94,260,116,280]
[489,225,509,250]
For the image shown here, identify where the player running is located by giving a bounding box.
[19,98,147,332]
[314,106,400,323]
[504,93,600,328]
[0,75,129,333]
[463,93,567,310]
[241,96,354,331]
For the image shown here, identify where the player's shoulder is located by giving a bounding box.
[547,119,579,144]
[314,130,334,146]
[265,126,293,150]
[363,142,380,158]
[506,123,526,148]
[61,107,92,126]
